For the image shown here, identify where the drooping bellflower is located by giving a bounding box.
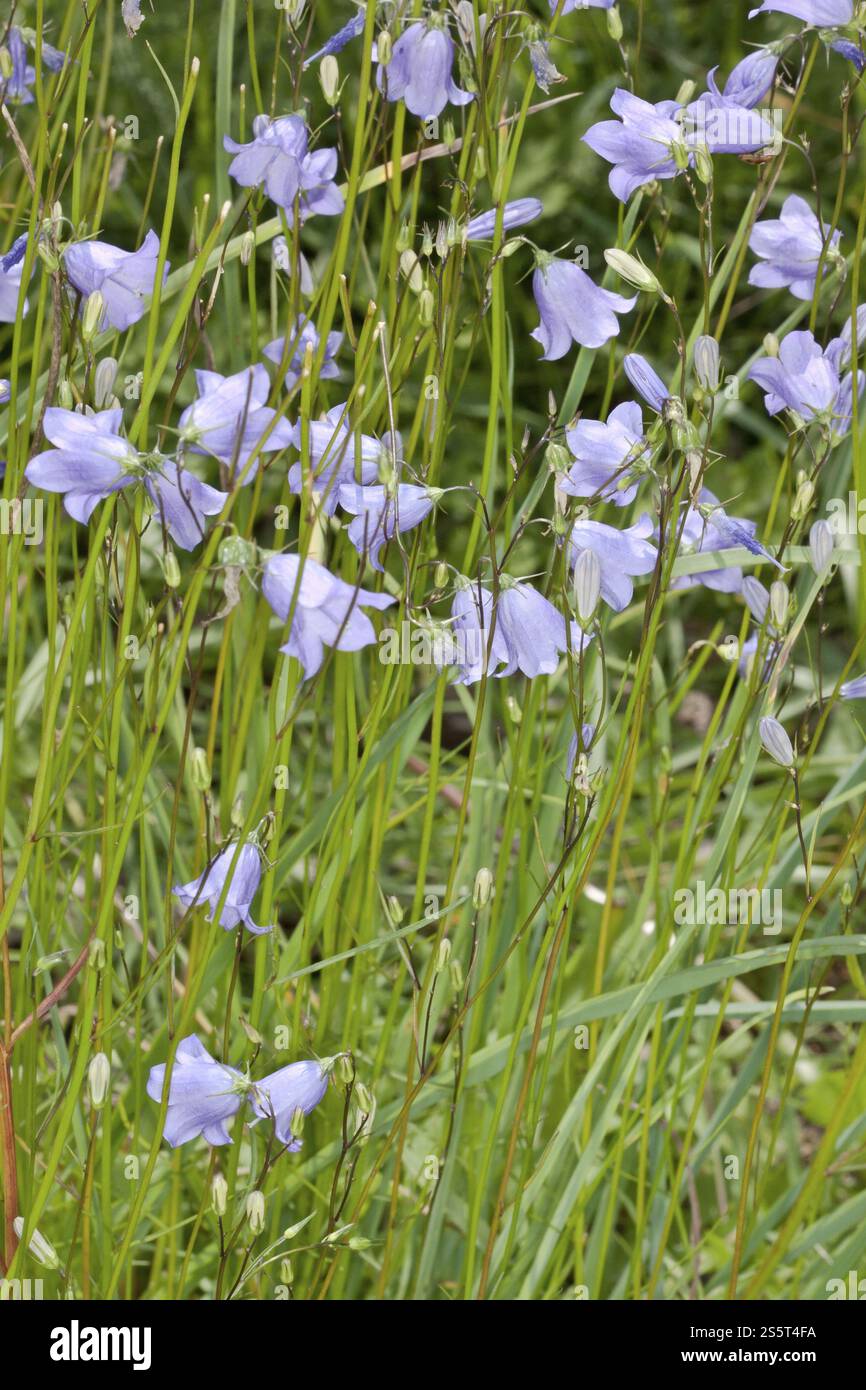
[251,1059,331,1148]
[748,329,863,435]
[25,407,227,547]
[146,1035,245,1148]
[0,235,31,322]
[532,256,636,359]
[174,842,274,935]
[338,482,440,571]
[263,318,342,391]
[178,365,293,482]
[465,198,543,242]
[377,21,473,119]
[64,230,168,332]
[568,516,658,611]
[262,553,394,681]
[224,115,344,218]
[748,195,842,301]
[560,401,648,507]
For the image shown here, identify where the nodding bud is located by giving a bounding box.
[354,1082,374,1115]
[603,248,661,294]
[675,79,696,105]
[574,548,601,626]
[693,335,720,392]
[809,519,833,576]
[762,332,780,358]
[161,549,182,589]
[337,1054,354,1085]
[377,30,392,67]
[88,1052,110,1109]
[693,143,713,186]
[396,220,411,253]
[231,794,245,830]
[759,715,794,768]
[94,357,118,409]
[12,1218,61,1270]
[742,576,770,625]
[433,561,449,589]
[81,290,105,342]
[0,47,13,80]
[450,957,464,992]
[400,250,424,294]
[280,1258,293,1285]
[239,230,255,266]
[505,694,522,725]
[211,1174,228,1216]
[246,1190,266,1233]
[386,895,403,925]
[191,746,211,792]
[418,287,434,326]
[769,581,789,630]
[218,534,256,568]
[717,635,739,663]
[473,867,493,908]
[545,441,571,474]
[606,4,624,41]
[58,378,74,409]
[320,54,339,106]
[436,938,452,972]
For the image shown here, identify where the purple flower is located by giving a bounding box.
[748,329,863,434]
[178,365,293,482]
[583,90,687,201]
[831,39,865,72]
[174,842,274,935]
[0,380,10,404]
[338,482,440,571]
[568,515,657,611]
[532,257,636,359]
[623,354,670,412]
[377,22,473,119]
[224,115,344,218]
[146,1035,244,1148]
[64,230,168,332]
[262,553,394,681]
[304,8,366,68]
[263,318,342,391]
[840,674,866,699]
[447,584,512,684]
[251,1059,331,1149]
[706,50,779,108]
[748,1,854,23]
[466,198,543,242]
[748,195,842,301]
[496,580,593,678]
[25,407,226,547]
[836,305,866,368]
[583,88,774,202]
[0,234,31,322]
[1,28,35,103]
[671,489,760,594]
[561,401,648,506]
[286,404,385,515]
[122,0,146,36]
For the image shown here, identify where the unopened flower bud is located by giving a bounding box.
[246,1190,266,1233]
[693,335,720,392]
[473,866,493,908]
[386,895,403,925]
[400,250,424,294]
[505,693,522,724]
[280,1257,293,1285]
[769,581,788,630]
[13,1218,60,1270]
[693,143,713,186]
[792,476,814,520]
[809,519,833,576]
[606,4,624,41]
[603,248,661,294]
[418,287,434,326]
[81,290,105,342]
[759,715,794,768]
[377,30,392,67]
[762,332,779,358]
[742,576,769,625]
[58,378,74,409]
[450,958,464,992]
[239,230,255,267]
[161,549,181,588]
[94,356,118,408]
[211,1174,228,1216]
[574,548,601,626]
[191,745,211,791]
[436,938,452,971]
[290,1106,306,1141]
[89,938,106,970]
[433,561,449,589]
[320,54,340,106]
[88,1052,110,1108]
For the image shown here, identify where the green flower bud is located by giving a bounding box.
[246,1190,266,1233]
[211,1174,228,1216]
[88,1052,110,1109]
